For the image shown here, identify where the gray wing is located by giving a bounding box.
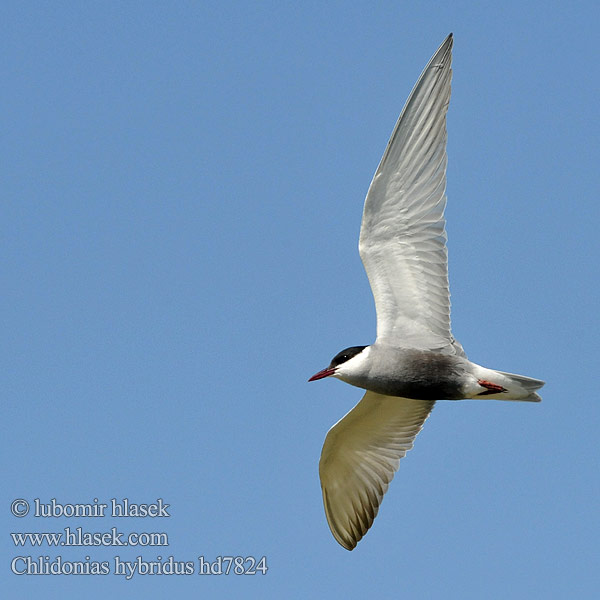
[359,34,463,355]
[319,391,435,550]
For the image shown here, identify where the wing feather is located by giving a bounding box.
[359,34,462,354]
[319,391,434,550]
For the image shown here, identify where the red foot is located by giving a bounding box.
[477,379,507,395]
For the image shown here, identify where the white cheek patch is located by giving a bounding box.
[336,347,371,378]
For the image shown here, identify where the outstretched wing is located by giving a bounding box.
[319,391,434,550]
[359,34,462,354]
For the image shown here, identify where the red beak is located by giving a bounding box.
[308,367,336,382]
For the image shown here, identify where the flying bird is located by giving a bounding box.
[309,34,544,551]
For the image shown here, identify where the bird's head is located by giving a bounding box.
[308,346,368,382]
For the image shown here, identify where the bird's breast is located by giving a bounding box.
[357,349,468,400]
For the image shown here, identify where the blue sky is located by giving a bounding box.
[2,1,598,598]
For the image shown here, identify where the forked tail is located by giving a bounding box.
[496,370,545,402]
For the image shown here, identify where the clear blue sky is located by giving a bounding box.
[3,1,598,598]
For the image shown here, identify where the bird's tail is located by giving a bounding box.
[495,370,545,402]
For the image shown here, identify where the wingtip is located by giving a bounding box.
[336,533,357,551]
[433,33,453,58]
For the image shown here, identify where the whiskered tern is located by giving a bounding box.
[309,34,544,551]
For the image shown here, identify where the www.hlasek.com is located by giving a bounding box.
[11,528,168,547]
[11,556,268,578]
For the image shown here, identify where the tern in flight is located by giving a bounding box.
[309,34,544,551]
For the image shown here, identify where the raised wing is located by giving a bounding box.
[359,34,461,354]
[319,391,434,550]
